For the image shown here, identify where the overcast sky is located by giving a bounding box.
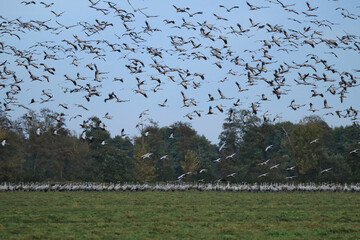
[1,0,359,143]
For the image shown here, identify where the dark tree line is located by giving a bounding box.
[0,109,359,183]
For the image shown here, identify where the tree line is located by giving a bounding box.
[0,108,359,183]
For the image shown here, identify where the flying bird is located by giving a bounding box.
[258,172,269,178]
[199,169,207,174]
[265,144,273,152]
[320,168,332,174]
[213,158,221,163]
[219,5,239,12]
[257,159,270,166]
[310,138,320,144]
[158,99,168,107]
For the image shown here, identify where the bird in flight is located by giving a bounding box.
[258,172,269,178]
[213,158,221,163]
[257,159,270,166]
[265,144,273,152]
[219,5,239,12]
[310,138,320,144]
[320,168,332,174]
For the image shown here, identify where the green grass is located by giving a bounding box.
[0,191,359,239]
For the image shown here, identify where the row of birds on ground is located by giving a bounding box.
[1,182,360,192]
[0,1,359,181]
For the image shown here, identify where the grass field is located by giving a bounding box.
[0,191,359,239]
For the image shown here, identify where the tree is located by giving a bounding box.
[191,134,218,182]
[291,116,331,180]
[219,109,261,151]
[101,136,134,182]
[18,109,91,181]
[133,121,167,181]
[0,107,358,183]
[332,123,360,182]
[133,147,156,182]
[180,150,199,181]
[0,128,24,182]
[20,109,64,181]
[218,109,263,182]
[317,154,351,183]
[238,123,285,182]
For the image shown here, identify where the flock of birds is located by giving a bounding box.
[1,1,360,182]
[1,182,360,192]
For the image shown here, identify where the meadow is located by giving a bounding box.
[0,191,359,239]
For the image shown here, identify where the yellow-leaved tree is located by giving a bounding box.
[133,147,156,182]
[180,150,199,181]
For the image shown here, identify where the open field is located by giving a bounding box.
[0,191,359,239]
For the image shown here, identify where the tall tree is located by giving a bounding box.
[133,147,156,182]
[102,136,134,182]
[218,109,261,182]
[0,126,24,182]
[180,150,199,181]
[291,116,331,180]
